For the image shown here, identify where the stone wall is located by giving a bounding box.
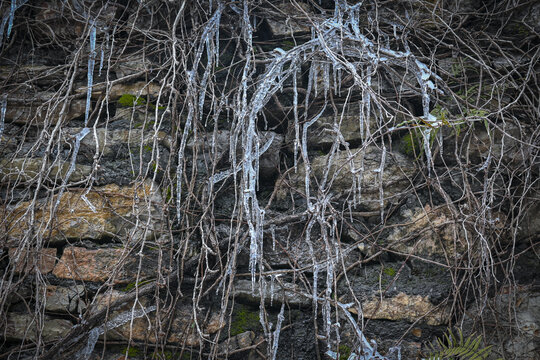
[0,1,539,359]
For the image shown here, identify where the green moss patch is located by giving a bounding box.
[118,94,146,107]
[230,304,261,336]
[383,266,397,277]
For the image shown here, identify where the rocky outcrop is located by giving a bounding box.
[276,146,416,210]
[1,1,538,360]
[5,181,163,246]
[52,247,161,284]
[8,248,57,274]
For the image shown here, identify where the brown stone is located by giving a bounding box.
[8,247,57,274]
[264,3,311,37]
[4,93,85,124]
[91,289,130,313]
[350,292,449,326]
[45,285,86,314]
[5,313,72,342]
[5,180,162,245]
[53,246,165,284]
[63,126,172,156]
[218,331,255,354]
[112,54,157,78]
[104,305,223,346]
[53,247,129,283]
[276,146,416,210]
[386,205,467,258]
[285,105,381,150]
[0,158,92,183]
[76,81,161,100]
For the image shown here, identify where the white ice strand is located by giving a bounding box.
[323,62,330,100]
[304,63,316,119]
[271,304,285,360]
[83,21,97,128]
[324,301,389,360]
[0,95,6,144]
[269,274,274,306]
[373,145,386,221]
[176,101,193,222]
[176,4,223,222]
[313,62,319,99]
[258,279,274,357]
[99,31,109,76]
[302,106,326,211]
[237,0,265,293]
[409,54,440,176]
[238,49,305,292]
[55,126,90,208]
[293,69,300,172]
[313,263,319,313]
[270,225,276,251]
[0,0,28,48]
[323,260,334,348]
[76,305,157,360]
[47,14,93,203]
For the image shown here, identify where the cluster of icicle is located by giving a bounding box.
[172,0,442,358]
[0,0,28,144]
[49,0,442,357]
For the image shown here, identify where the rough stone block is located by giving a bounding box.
[0,158,92,183]
[5,313,72,342]
[350,292,450,326]
[8,247,57,274]
[45,285,86,314]
[5,180,163,245]
[275,146,416,211]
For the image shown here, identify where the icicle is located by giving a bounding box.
[7,0,26,39]
[0,0,28,48]
[323,63,330,99]
[270,225,276,251]
[304,63,315,120]
[176,103,193,222]
[176,2,224,223]
[333,65,338,96]
[270,274,274,306]
[76,305,157,360]
[302,106,326,211]
[55,127,90,207]
[313,63,320,98]
[323,259,334,349]
[81,194,96,213]
[85,21,96,127]
[373,145,386,221]
[0,95,6,144]
[313,263,319,312]
[293,69,299,172]
[98,31,108,76]
[408,55,442,177]
[271,304,285,360]
[6,1,17,39]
